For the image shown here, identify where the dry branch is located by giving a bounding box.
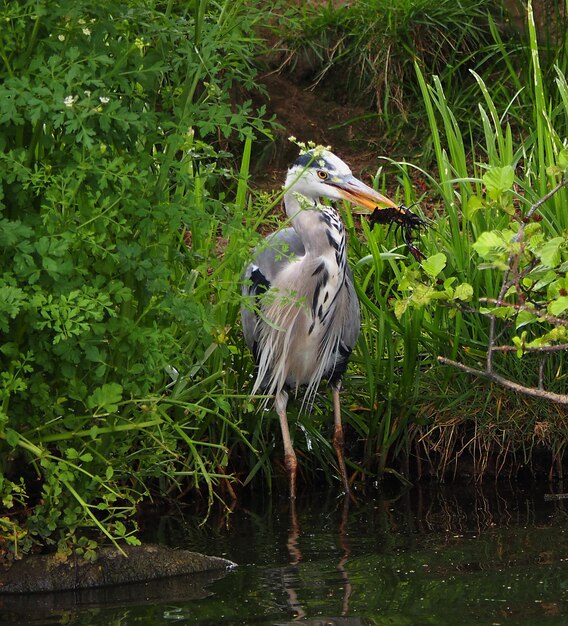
[490,343,568,353]
[480,298,568,327]
[438,356,568,404]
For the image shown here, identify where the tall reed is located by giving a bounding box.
[347,1,568,479]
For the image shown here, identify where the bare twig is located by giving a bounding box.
[490,343,568,353]
[538,356,545,390]
[480,298,568,327]
[438,356,568,404]
[544,493,568,500]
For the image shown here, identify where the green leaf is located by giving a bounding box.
[5,428,20,447]
[557,147,568,171]
[512,333,526,358]
[411,283,437,306]
[463,195,484,219]
[87,383,123,413]
[533,269,558,291]
[394,299,409,319]
[549,296,568,316]
[126,536,142,546]
[453,283,473,302]
[472,231,507,259]
[537,237,565,268]
[516,309,537,329]
[483,165,514,199]
[0,285,26,330]
[491,306,516,319]
[421,252,446,279]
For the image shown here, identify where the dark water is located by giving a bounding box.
[4,484,568,625]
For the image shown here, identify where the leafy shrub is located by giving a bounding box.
[0,0,270,557]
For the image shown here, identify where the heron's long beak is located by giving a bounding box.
[333,175,398,211]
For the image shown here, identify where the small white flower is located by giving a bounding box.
[99,96,110,104]
[84,90,91,97]
[64,95,78,108]
[82,28,91,37]
[58,34,66,42]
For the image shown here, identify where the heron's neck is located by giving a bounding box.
[284,191,347,270]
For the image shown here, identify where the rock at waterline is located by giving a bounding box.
[0,544,236,594]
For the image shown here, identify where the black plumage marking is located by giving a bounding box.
[249,268,271,370]
[311,268,329,318]
[294,153,334,170]
[320,273,346,325]
[334,235,346,267]
[326,230,340,250]
[294,153,316,168]
[322,340,352,386]
[320,212,332,227]
[311,280,322,317]
[328,351,351,386]
[250,267,270,296]
[312,262,325,276]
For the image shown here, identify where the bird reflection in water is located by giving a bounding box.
[276,496,361,625]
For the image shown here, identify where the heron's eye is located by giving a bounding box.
[317,170,328,180]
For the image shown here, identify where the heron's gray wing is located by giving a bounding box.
[324,265,360,388]
[241,228,305,357]
[342,267,360,351]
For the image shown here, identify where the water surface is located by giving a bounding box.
[5,483,568,625]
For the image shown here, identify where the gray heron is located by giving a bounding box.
[241,147,415,499]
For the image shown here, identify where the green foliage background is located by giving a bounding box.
[0,0,566,559]
[0,0,270,556]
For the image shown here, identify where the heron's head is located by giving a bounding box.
[284,148,398,211]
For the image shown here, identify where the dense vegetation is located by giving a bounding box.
[0,0,566,558]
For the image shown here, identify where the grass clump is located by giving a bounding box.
[273,0,497,126]
[344,2,567,480]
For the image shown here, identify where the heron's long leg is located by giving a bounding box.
[332,383,350,496]
[276,390,297,500]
